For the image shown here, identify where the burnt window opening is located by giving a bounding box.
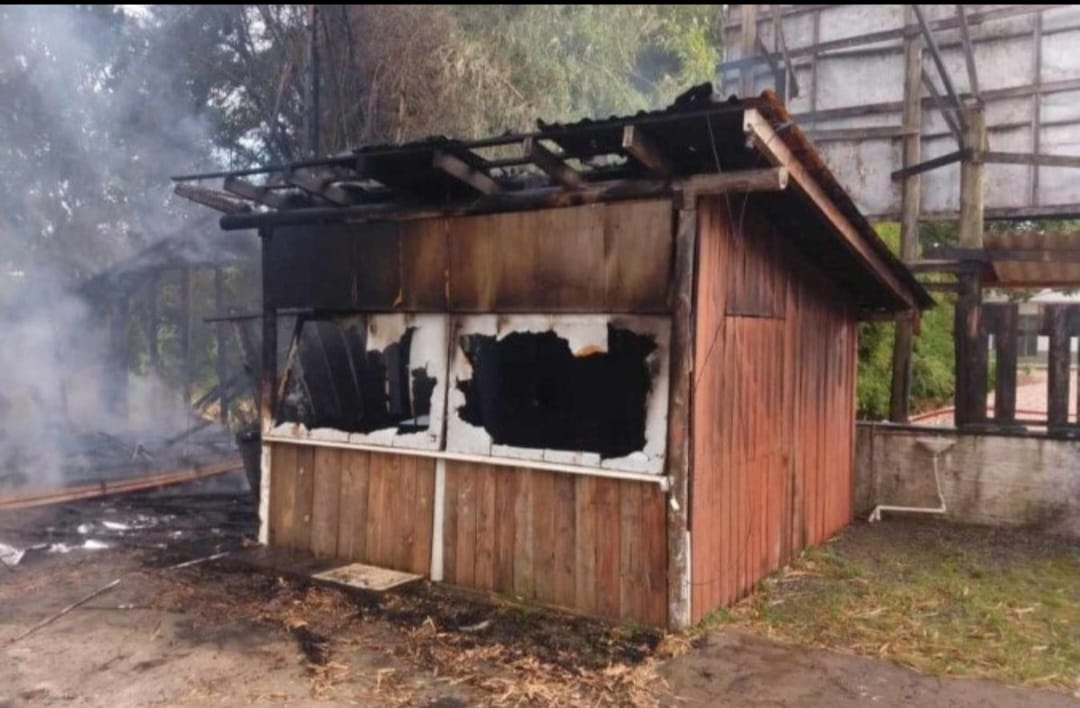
[277,318,437,435]
[455,325,657,459]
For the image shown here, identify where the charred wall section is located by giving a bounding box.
[277,319,435,434]
[263,199,673,314]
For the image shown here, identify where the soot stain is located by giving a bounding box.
[277,320,436,435]
[455,325,656,459]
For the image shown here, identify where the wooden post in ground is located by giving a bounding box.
[992,305,1019,425]
[953,272,986,427]
[953,103,987,428]
[1044,305,1070,432]
[890,6,924,423]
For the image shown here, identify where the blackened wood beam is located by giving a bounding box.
[224,176,290,209]
[286,169,357,205]
[432,150,501,195]
[622,125,675,178]
[173,183,251,214]
[220,167,789,230]
[523,137,584,189]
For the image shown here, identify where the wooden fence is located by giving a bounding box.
[955,302,1079,434]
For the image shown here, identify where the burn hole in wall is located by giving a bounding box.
[277,318,436,434]
[456,325,657,458]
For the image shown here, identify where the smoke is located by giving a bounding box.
[0,6,245,491]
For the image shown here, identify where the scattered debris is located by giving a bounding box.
[0,541,26,568]
[288,620,330,668]
[165,551,230,570]
[0,457,244,511]
[459,619,492,633]
[8,578,121,645]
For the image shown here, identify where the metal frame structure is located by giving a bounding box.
[722,5,1080,429]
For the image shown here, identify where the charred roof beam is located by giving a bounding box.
[223,176,291,210]
[622,125,676,178]
[285,169,362,206]
[522,137,584,189]
[172,183,251,215]
[432,150,501,195]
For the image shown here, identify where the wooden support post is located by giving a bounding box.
[953,273,986,427]
[260,232,278,434]
[740,4,758,96]
[890,7,923,423]
[953,100,988,429]
[232,319,261,404]
[214,266,229,425]
[665,199,696,630]
[993,305,1019,425]
[306,4,320,157]
[258,230,277,546]
[958,105,987,249]
[1044,305,1070,431]
[179,266,192,408]
[956,5,981,101]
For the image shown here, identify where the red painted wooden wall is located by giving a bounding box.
[690,195,858,621]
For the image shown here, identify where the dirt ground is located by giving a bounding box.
[2,493,1078,707]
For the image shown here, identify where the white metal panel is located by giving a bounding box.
[722,4,1080,219]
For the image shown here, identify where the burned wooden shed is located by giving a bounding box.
[175,88,931,628]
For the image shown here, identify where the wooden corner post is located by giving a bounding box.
[889,5,923,423]
[666,195,696,629]
[258,228,277,544]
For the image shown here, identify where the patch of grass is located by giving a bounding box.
[717,522,1080,693]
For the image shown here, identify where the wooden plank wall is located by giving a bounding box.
[265,198,672,313]
[690,196,857,622]
[266,446,667,625]
[268,442,434,575]
[264,198,676,626]
[441,462,667,627]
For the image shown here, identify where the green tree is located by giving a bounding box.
[857,223,955,419]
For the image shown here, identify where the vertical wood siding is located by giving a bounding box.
[690,196,857,622]
[268,442,434,576]
[441,462,668,627]
[267,444,667,626]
